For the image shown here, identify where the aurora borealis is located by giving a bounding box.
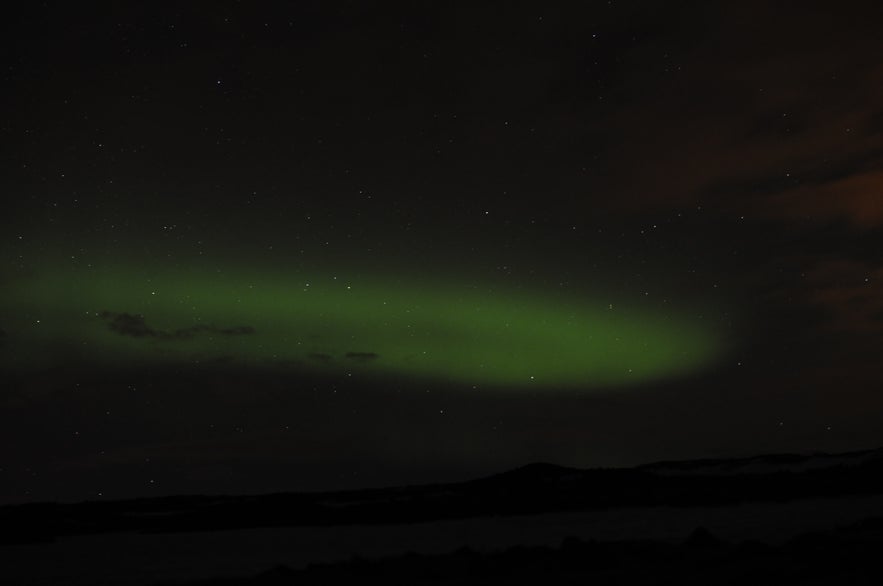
[1,264,719,387]
[4,1,883,504]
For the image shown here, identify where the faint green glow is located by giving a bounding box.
[0,265,721,389]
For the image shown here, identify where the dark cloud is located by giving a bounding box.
[345,352,379,362]
[207,325,256,336]
[100,312,154,338]
[769,171,883,230]
[803,259,883,333]
[99,311,255,340]
[551,1,883,230]
[306,352,379,363]
[538,0,883,350]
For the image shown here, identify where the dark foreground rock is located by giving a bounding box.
[175,519,883,586]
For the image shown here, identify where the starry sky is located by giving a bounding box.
[2,1,883,504]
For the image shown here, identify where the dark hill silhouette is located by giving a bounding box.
[638,447,883,475]
[486,461,577,481]
[4,447,883,544]
[165,517,883,585]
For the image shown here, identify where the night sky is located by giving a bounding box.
[3,1,883,504]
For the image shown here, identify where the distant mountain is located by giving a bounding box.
[638,447,883,476]
[484,462,579,483]
[4,447,883,544]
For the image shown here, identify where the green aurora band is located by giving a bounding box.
[0,265,722,389]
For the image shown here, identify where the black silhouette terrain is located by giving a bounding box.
[5,448,883,584]
[4,447,883,542]
[177,519,883,585]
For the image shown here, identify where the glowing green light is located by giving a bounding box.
[0,265,721,389]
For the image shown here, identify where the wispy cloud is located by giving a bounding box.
[99,311,255,340]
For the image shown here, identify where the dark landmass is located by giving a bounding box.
[174,518,883,585]
[4,447,883,545]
